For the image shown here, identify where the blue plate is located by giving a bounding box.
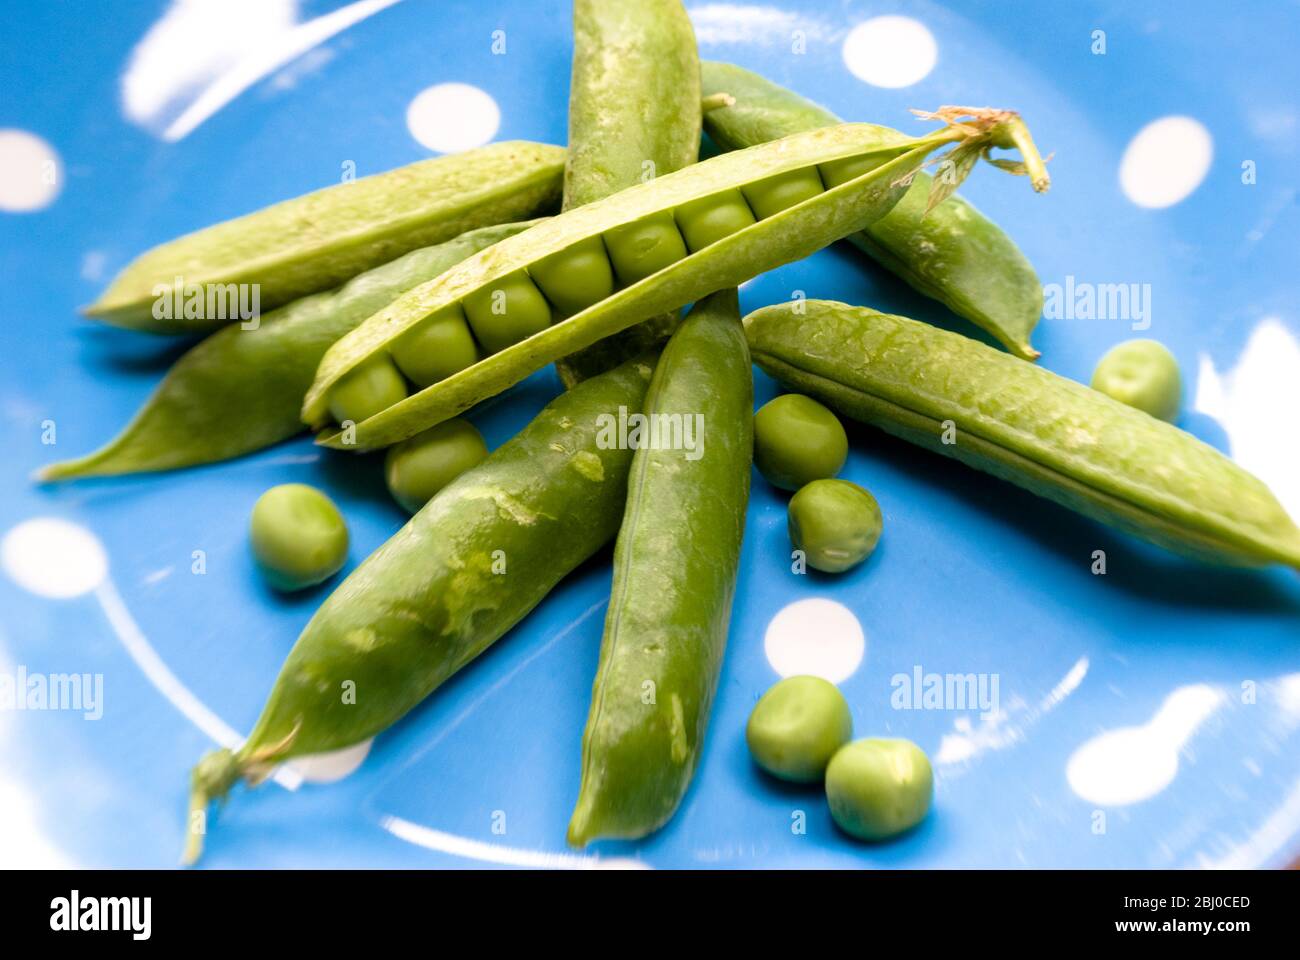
[2,0,1299,868]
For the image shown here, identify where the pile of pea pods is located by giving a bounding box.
[43,1,1300,864]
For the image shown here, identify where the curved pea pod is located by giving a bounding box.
[85,141,565,335]
[182,355,656,864]
[39,222,539,480]
[745,300,1300,569]
[702,60,1043,360]
[568,290,751,846]
[554,0,701,386]
[305,110,1050,452]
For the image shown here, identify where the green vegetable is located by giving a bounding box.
[701,61,1044,360]
[306,109,1049,452]
[462,269,554,353]
[746,300,1300,568]
[390,304,481,387]
[553,0,701,385]
[753,394,848,490]
[746,675,852,782]
[568,290,752,846]
[39,222,537,481]
[383,418,489,514]
[825,738,933,841]
[248,484,348,591]
[1091,338,1182,422]
[327,355,407,426]
[184,355,656,864]
[788,479,883,573]
[86,142,565,334]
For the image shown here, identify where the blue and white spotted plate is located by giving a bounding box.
[2,0,1299,868]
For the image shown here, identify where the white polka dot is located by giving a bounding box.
[406,83,500,154]
[2,519,107,599]
[287,738,372,783]
[763,598,865,683]
[0,130,62,213]
[1120,116,1213,208]
[842,17,938,89]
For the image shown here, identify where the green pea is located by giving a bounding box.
[753,393,848,490]
[741,167,825,219]
[389,304,481,387]
[788,479,882,573]
[1090,338,1182,422]
[463,269,553,354]
[674,188,757,251]
[249,484,349,591]
[746,675,852,783]
[603,210,689,285]
[825,738,933,841]
[818,153,892,189]
[529,236,616,316]
[327,355,408,425]
[383,418,489,513]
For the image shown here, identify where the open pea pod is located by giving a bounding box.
[86,141,565,335]
[304,111,1051,451]
[745,300,1300,569]
[183,354,656,864]
[702,61,1044,360]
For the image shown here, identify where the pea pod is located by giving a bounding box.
[40,222,539,480]
[702,61,1043,360]
[183,355,656,864]
[86,142,565,335]
[568,290,752,846]
[304,109,1051,451]
[745,300,1300,568]
[553,0,700,387]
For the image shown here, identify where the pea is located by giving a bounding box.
[389,304,480,387]
[1090,338,1182,422]
[741,167,825,219]
[818,153,891,189]
[788,479,882,573]
[327,355,408,425]
[463,269,553,354]
[674,188,757,252]
[603,211,688,285]
[249,483,349,591]
[753,393,848,490]
[746,675,853,783]
[825,738,933,841]
[529,236,616,316]
[383,418,489,513]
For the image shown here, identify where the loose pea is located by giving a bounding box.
[746,676,853,782]
[674,188,757,251]
[788,479,882,573]
[463,269,553,354]
[753,393,848,490]
[603,211,689,285]
[741,167,825,219]
[818,153,891,189]
[249,483,349,591]
[389,304,480,387]
[825,738,933,841]
[1090,338,1182,422]
[383,418,489,513]
[529,236,616,316]
[328,355,408,425]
